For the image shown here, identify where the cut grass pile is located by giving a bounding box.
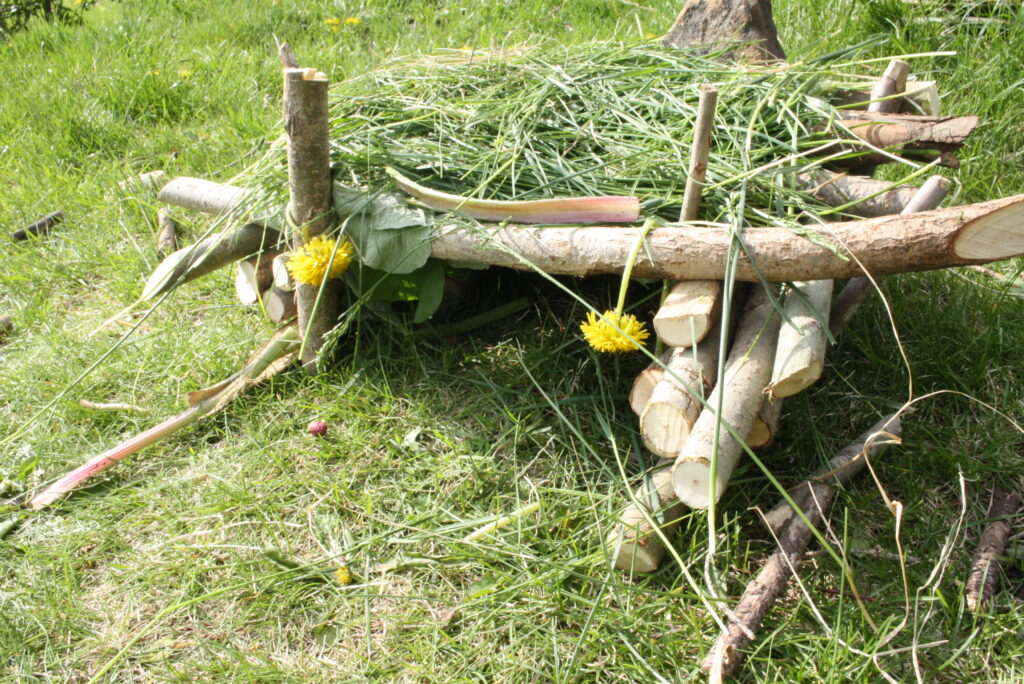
[1,0,1024,681]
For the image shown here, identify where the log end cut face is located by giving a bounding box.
[953,194,1024,261]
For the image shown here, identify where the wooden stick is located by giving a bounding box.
[868,59,910,114]
[705,415,902,677]
[157,177,248,217]
[607,459,687,573]
[833,113,977,168]
[11,211,63,241]
[761,414,902,534]
[284,66,338,374]
[829,176,952,336]
[641,322,720,458]
[747,396,782,449]
[156,209,179,259]
[965,486,1021,612]
[141,223,281,300]
[671,285,781,508]
[703,481,836,678]
[795,170,921,218]
[154,177,1024,282]
[768,279,833,398]
[118,170,168,195]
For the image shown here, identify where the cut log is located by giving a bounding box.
[156,209,180,259]
[795,170,920,218]
[663,0,786,62]
[607,459,687,573]
[747,396,782,449]
[272,253,295,292]
[672,285,781,508]
[630,352,669,417]
[141,223,281,301]
[829,176,952,336]
[868,59,910,114]
[11,211,63,241]
[284,66,338,374]
[768,279,833,398]
[158,177,248,217]
[705,415,902,678]
[654,280,721,348]
[433,193,1024,282]
[965,486,1021,613]
[235,250,279,305]
[151,178,1024,282]
[641,323,721,459]
[263,287,298,323]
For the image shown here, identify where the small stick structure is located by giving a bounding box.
[965,485,1022,612]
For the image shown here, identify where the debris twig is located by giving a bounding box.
[965,485,1021,612]
[11,211,63,241]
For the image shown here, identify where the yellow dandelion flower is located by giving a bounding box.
[177,68,193,78]
[148,69,160,76]
[580,310,650,353]
[324,17,341,25]
[645,32,656,39]
[286,236,355,287]
[335,566,352,585]
[344,16,361,25]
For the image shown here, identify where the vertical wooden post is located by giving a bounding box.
[283,66,339,374]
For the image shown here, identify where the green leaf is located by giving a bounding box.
[334,185,433,274]
[413,260,446,323]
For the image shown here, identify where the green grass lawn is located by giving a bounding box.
[2,0,1023,681]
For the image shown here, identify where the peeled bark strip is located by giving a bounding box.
[284,66,337,373]
[768,280,833,398]
[672,286,781,508]
[156,209,179,259]
[630,352,670,417]
[796,170,920,218]
[263,287,298,323]
[11,211,63,241]
[868,59,910,114]
[608,460,687,573]
[158,177,248,217]
[965,486,1022,612]
[654,280,721,347]
[702,481,836,678]
[663,0,786,62]
[434,192,1024,281]
[641,324,721,459]
[762,414,901,534]
[829,176,952,337]
[234,250,279,305]
[747,396,782,449]
[141,223,280,300]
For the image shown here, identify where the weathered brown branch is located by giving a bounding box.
[965,485,1022,612]
[11,211,63,241]
[834,113,978,168]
